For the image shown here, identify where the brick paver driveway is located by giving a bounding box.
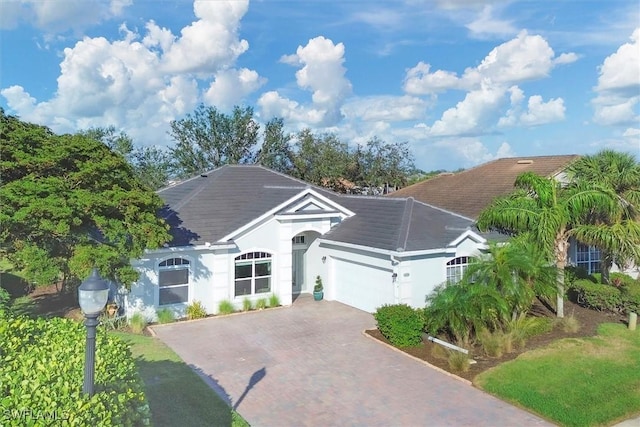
[152,297,552,427]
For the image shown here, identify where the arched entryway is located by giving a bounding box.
[291,230,321,295]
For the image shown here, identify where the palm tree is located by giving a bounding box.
[567,150,640,284]
[465,237,556,319]
[476,172,619,317]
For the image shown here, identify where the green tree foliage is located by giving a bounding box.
[255,117,294,174]
[356,137,415,192]
[170,104,259,177]
[81,126,172,190]
[477,172,620,317]
[0,110,170,290]
[568,150,640,283]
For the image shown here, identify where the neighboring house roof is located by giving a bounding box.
[388,155,580,219]
[157,165,485,252]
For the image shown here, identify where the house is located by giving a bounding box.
[125,165,499,317]
[389,155,637,278]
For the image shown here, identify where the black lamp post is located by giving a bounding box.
[78,268,109,396]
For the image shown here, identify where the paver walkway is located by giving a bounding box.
[152,296,553,427]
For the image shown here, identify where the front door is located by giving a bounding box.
[292,249,305,294]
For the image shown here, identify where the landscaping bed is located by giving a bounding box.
[366,299,627,382]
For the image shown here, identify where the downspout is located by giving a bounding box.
[391,254,400,304]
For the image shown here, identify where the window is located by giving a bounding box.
[292,235,305,244]
[446,256,473,284]
[235,252,272,297]
[576,243,601,274]
[158,257,190,305]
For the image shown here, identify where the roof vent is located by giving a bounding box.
[517,160,533,165]
[200,174,208,178]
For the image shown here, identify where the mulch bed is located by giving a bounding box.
[366,299,628,382]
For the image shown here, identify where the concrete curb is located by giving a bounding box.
[362,330,473,386]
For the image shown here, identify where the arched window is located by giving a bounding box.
[446,256,473,284]
[158,257,190,305]
[235,252,272,297]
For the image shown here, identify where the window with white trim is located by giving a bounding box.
[446,256,473,284]
[158,257,190,305]
[235,252,272,297]
[576,243,601,274]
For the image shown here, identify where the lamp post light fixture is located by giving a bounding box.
[78,268,109,397]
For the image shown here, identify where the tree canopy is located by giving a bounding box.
[0,110,170,290]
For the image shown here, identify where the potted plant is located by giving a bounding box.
[313,275,324,301]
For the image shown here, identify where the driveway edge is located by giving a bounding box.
[362,330,473,386]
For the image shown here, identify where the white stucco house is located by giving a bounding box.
[125,165,498,317]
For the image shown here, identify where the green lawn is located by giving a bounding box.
[113,331,249,427]
[475,323,640,427]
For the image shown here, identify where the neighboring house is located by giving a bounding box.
[125,165,499,317]
[389,155,638,278]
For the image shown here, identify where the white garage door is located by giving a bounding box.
[332,257,395,313]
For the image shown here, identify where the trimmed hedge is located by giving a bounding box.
[374,304,425,348]
[0,312,150,426]
[570,276,640,314]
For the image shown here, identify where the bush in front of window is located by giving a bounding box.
[242,298,253,312]
[255,298,267,310]
[268,294,280,307]
[217,300,235,315]
[374,304,425,348]
[569,279,623,312]
[156,308,175,324]
[186,300,208,319]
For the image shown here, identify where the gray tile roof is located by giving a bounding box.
[157,165,488,251]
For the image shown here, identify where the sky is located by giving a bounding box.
[1,0,639,172]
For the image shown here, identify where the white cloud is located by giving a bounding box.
[204,68,266,110]
[160,0,250,74]
[433,137,514,167]
[259,36,352,127]
[499,91,565,127]
[430,81,508,136]
[1,1,262,145]
[0,0,131,32]
[622,128,640,138]
[404,62,462,95]
[404,31,576,137]
[341,95,429,122]
[592,28,640,126]
[466,5,516,39]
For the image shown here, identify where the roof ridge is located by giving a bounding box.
[396,197,414,251]
[411,198,476,221]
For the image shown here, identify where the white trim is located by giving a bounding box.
[447,229,486,247]
[275,212,343,221]
[285,196,334,213]
[143,242,237,255]
[220,188,355,242]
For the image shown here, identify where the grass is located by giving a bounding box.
[113,331,249,427]
[475,323,640,427]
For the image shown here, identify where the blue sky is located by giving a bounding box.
[1,0,638,171]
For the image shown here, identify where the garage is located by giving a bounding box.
[331,257,395,313]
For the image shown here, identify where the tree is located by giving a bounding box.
[476,172,619,317]
[81,126,172,190]
[0,110,170,291]
[464,237,556,319]
[290,129,353,191]
[355,138,415,193]
[255,118,294,174]
[567,150,640,283]
[170,104,259,178]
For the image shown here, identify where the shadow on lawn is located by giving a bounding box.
[134,358,238,427]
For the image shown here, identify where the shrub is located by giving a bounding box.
[374,304,425,348]
[447,350,470,372]
[478,329,505,357]
[430,342,449,360]
[570,279,623,312]
[505,314,553,349]
[0,287,10,311]
[129,312,148,334]
[242,298,253,312]
[0,314,150,425]
[268,294,280,307]
[560,314,581,333]
[255,298,267,310]
[620,277,640,314]
[186,301,208,319]
[314,275,323,292]
[218,300,235,315]
[156,308,175,324]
